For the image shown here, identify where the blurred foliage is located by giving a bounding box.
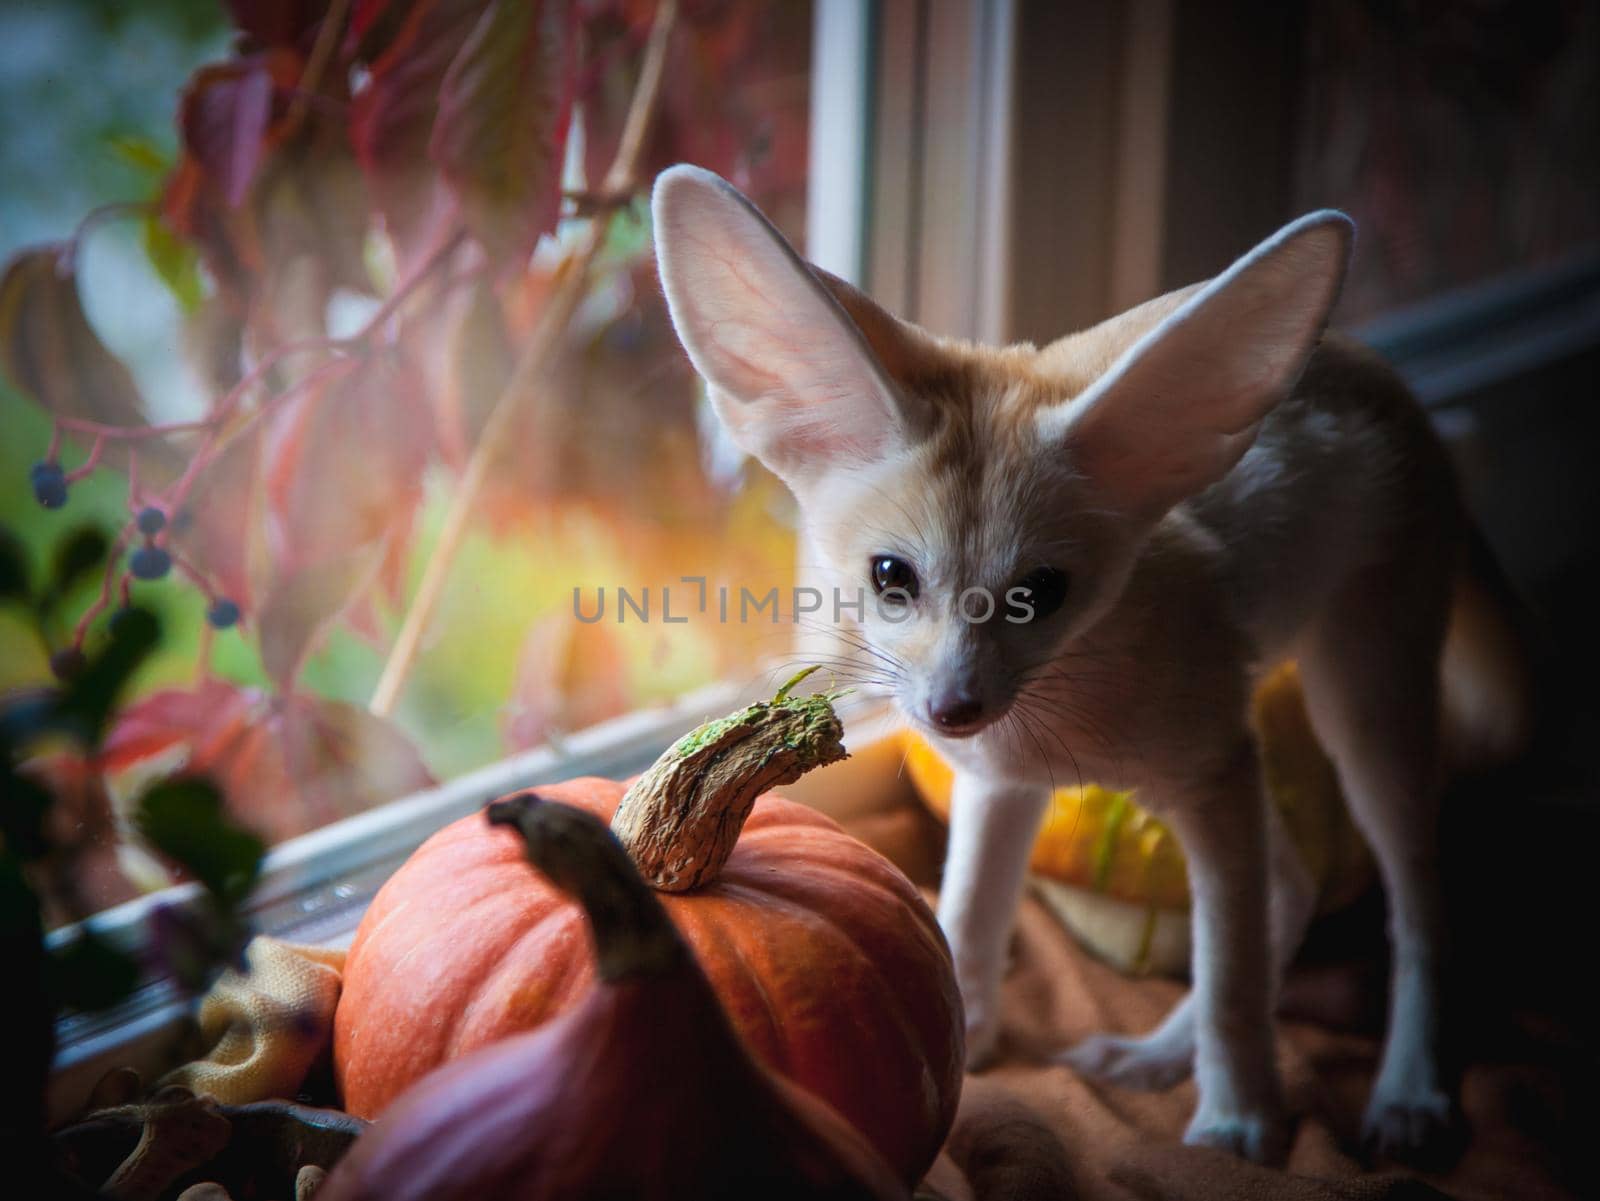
[0,0,811,911]
[1,520,267,1155]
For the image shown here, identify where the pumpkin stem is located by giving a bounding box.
[611,669,849,892]
[487,793,686,982]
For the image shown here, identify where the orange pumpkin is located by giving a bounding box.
[333,684,963,1186]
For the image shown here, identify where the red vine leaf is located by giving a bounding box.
[99,679,257,772]
[349,0,484,258]
[179,55,283,208]
[343,522,415,645]
[224,1,330,48]
[253,120,376,303]
[162,156,261,307]
[102,682,435,844]
[502,612,631,751]
[264,353,434,574]
[167,46,373,320]
[432,0,579,261]
[257,546,385,693]
[260,353,433,689]
[582,2,810,214]
[168,424,267,612]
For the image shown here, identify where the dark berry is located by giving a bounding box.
[49,647,87,680]
[136,506,166,535]
[31,461,68,509]
[129,545,172,581]
[206,597,240,629]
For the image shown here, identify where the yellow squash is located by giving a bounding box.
[904,662,1374,974]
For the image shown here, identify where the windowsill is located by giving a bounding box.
[46,675,903,1122]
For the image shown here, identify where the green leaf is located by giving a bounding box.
[47,927,141,1012]
[0,849,44,944]
[47,526,109,603]
[54,607,161,746]
[0,772,54,861]
[0,527,28,602]
[134,777,264,907]
[143,214,205,312]
[108,133,172,179]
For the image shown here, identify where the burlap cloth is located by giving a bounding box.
[845,796,1591,1201]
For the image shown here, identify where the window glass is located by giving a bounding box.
[0,1,813,925]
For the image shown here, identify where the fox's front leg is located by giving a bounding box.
[1161,746,1290,1165]
[1060,800,1316,1091]
[937,770,1051,1069]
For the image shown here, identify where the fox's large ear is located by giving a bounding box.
[653,165,915,490]
[1038,211,1353,521]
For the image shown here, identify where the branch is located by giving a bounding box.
[368,0,679,717]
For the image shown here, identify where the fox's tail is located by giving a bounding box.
[1441,524,1537,776]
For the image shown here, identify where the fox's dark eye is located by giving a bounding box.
[1012,566,1070,619]
[871,555,919,602]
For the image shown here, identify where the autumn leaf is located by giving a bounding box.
[163,155,262,306]
[256,546,384,693]
[167,47,374,316]
[179,56,282,208]
[0,246,150,430]
[257,353,434,686]
[167,424,267,612]
[349,0,485,258]
[224,0,332,47]
[99,679,258,773]
[164,48,305,305]
[102,681,435,844]
[582,2,810,212]
[432,0,578,261]
[263,354,434,573]
[253,120,377,304]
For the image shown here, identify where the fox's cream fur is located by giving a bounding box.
[651,164,1529,1165]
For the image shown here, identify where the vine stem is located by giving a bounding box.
[72,520,136,647]
[61,202,153,271]
[368,0,679,717]
[63,435,105,483]
[49,226,466,451]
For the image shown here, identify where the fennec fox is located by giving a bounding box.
[652,164,1528,1165]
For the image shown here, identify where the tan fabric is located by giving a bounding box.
[159,937,346,1105]
[846,800,1584,1201]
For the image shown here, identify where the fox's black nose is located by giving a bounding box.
[929,690,985,733]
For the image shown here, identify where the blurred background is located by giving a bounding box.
[1,0,1595,920]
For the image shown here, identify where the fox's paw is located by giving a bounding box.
[1057,1031,1194,1091]
[1362,1081,1463,1168]
[1184,1102,1290,1166]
